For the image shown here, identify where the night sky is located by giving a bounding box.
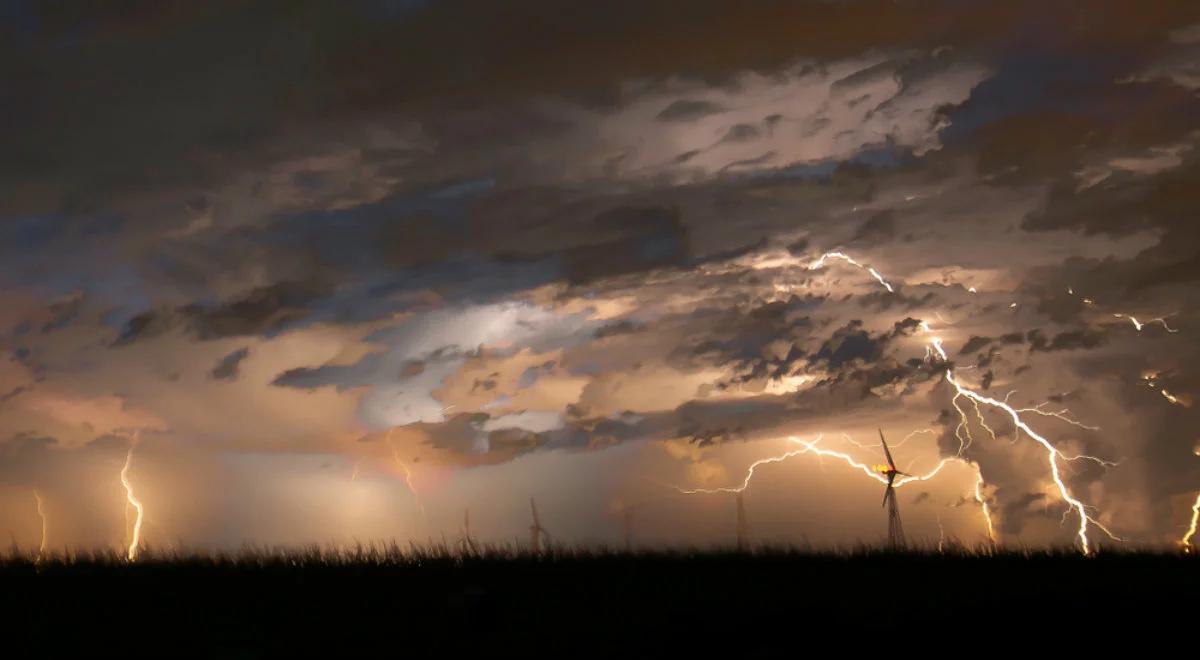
[3,1,1200,552]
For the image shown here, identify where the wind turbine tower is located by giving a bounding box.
[874,429,910,549]
[529,497,551,553]
[735,492,748,551]
[622,505,634,551]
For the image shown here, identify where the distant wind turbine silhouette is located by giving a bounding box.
[529,498,551,553]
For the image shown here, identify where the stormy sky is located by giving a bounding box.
[3,0,1200,552]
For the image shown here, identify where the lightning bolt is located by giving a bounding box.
[385,431,425,515]
[1111,313,1179,333]
[1141,372,1189,407]
[1181,492,1200,552]
[805,253,1122,554]
[1063,287,1178,334]
[1013,403,1101,432]
[33,490,48,559]
[121,442,145,561]
[1160,389,1183,406]
[932,337,1119,554]
[673,433,997,541]
[808,251,895,293]
[974,474,997,544]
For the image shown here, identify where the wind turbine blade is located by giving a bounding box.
[883,485,892,508]
[531,498,541,527]
[879,429,897,471]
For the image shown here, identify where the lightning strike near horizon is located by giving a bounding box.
[1181,492,1200,552]
[385,432,425,515]
[121,443,145,561]
[941,367,1120,554]
[814,252,1117,553]
[33,490,48,557]
[673,432,996,540]
[974,475,997,544]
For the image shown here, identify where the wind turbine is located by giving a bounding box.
[735,492,748,551]
[621,504,634,551]
[874,429,911,549]
[529,498,551,553]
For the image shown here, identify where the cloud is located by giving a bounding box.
[210,347,250,381]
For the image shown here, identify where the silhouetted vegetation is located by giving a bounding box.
[2,542,1193,655]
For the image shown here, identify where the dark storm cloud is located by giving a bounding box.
[809,318,922,369]
[113,280,331,346]
[958,336,993,355]
[5,1,1193,213]
[210,348,251,381]
[656,100,727,123]
[0,385,31,405]
[1026,328,1106,352]
[850,211,896,246]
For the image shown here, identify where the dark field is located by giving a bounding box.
[2,544,1194,657]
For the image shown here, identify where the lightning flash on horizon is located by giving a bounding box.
[386,431,425,515]
[791,251,1131,552]
[1182,492,1200,552]
[121,443,145,561]
[33,490,48,557]
[673,431,998,541]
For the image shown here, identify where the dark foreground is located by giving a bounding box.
[2,545,1194,657]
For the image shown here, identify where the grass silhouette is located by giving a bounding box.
[3,541,1193,654]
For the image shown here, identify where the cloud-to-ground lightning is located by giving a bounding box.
[974,475,997,544]
[385,431,425,515]
[121,442,145,561]
[801,251,1124,553]
[33,490,48,558]
[929,317,1118,554]
[1181,492,1200,552]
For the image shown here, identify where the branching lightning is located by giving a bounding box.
[806,252,1127,553]
[672,438,824,495]
[673,432,997,540]
[385,431,425,515]
[933,329,1120,554]
[1013,403,1101,432]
